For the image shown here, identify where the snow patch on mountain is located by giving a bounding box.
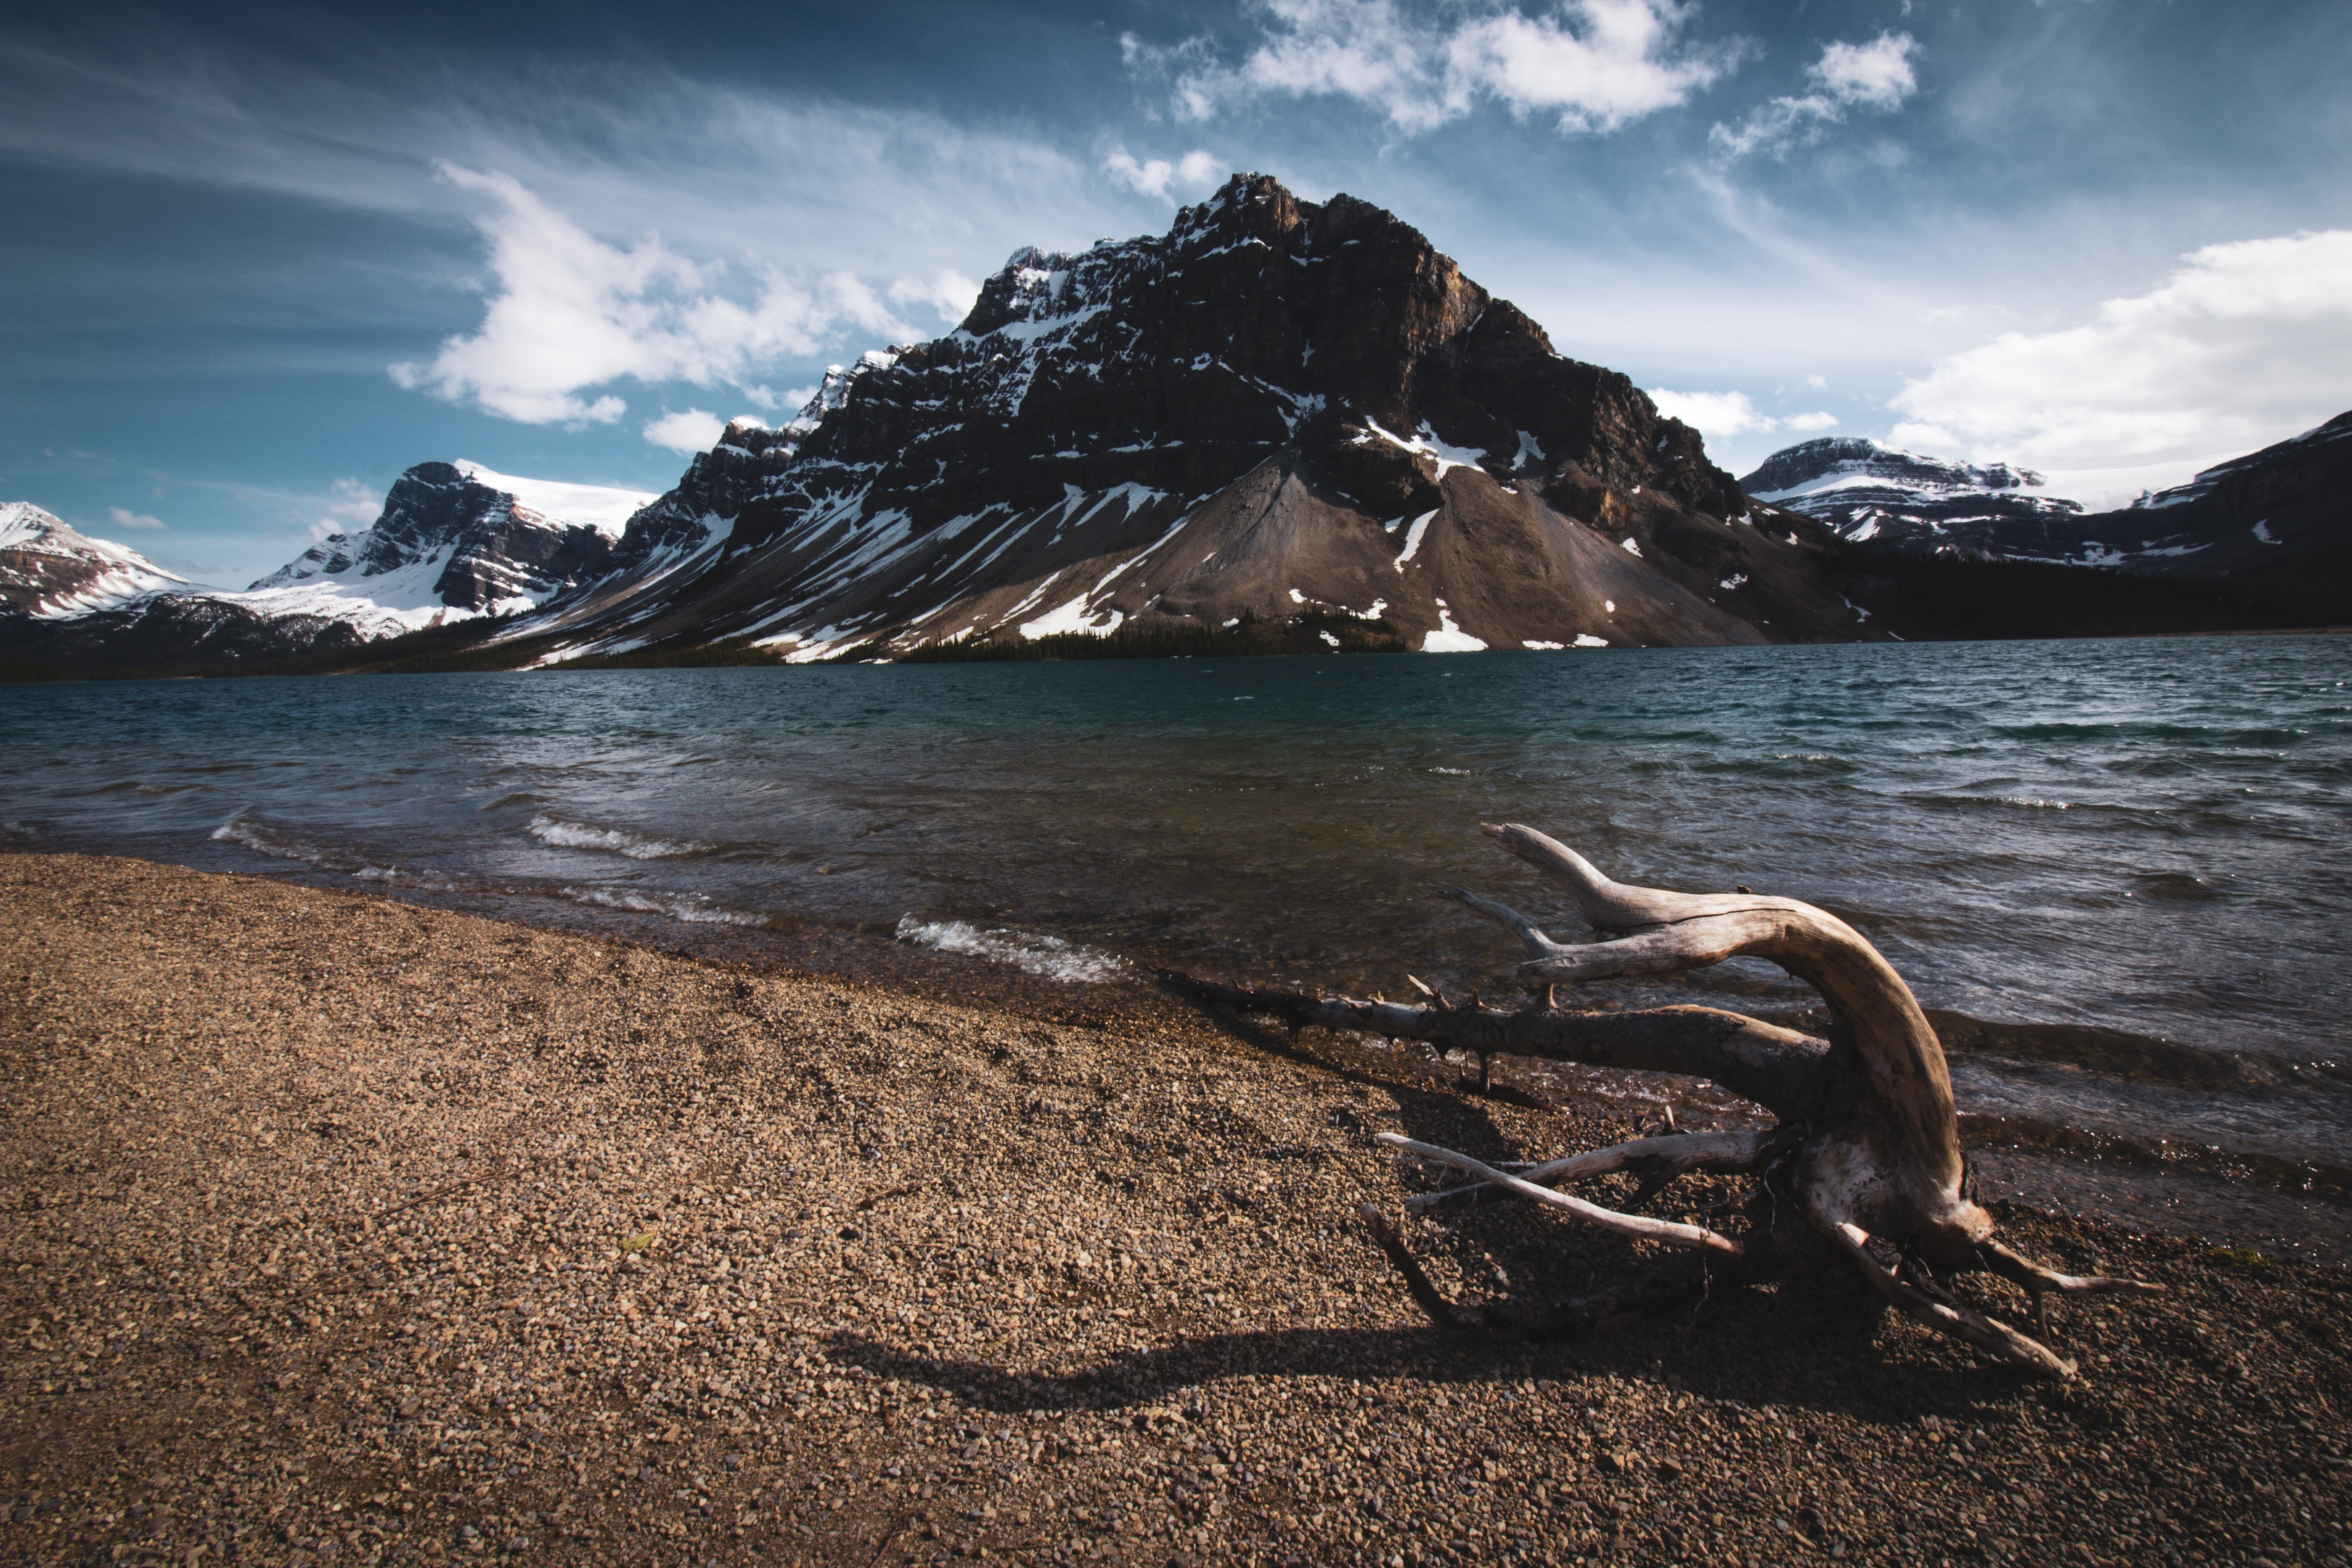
[0,502,192,617]
[452,463,656,539]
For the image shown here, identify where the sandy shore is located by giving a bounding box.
[1,854,2344,1567]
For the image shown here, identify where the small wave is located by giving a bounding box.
[894,915,1126,984]
[480,792,549,811]
[211,817,325,865]
[1429,767,1473,775]
[559,886,763,926]
[354,865,465,891]
[528,814,711,859]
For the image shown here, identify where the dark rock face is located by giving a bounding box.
[529,173,1877,656]
[255,463,622,613]
[2079,410,2352,579]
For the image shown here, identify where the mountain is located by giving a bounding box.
[0,503,189,617]
[1746,415,2352,583]
[1738,439,2088,558]
[237,461,657,638]
[516,173,1877,660]
[2088,411,2352,580]
[0,465,658,674]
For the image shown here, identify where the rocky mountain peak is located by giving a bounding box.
[507,172,1872,660]
[0,502,188,618]
[245,462,655,626]
[1741,437,2050,502]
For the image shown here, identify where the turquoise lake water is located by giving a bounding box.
[4,634,2348,1175]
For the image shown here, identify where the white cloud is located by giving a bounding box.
[1811,33,1919,110]
[389,164,915,425]
[1890,229,2352,475]
[307,478,380,542]
[887,270,982,325]
[1103,148,1224,202]
[1710,31,1918,159]
[107,505,166,530]
[1153,0,1744,136]
[1644,393,1838,444]
[642,409,727,454]
[1647,388,1778,436]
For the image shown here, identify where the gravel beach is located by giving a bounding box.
[1,854,2344,1567]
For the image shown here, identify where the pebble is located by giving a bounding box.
[0,854,2345,1567]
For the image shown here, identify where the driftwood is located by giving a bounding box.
[1162,822,2159,1377]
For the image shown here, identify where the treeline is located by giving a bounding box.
[1820,540,2348,642]
[6,545,2340,685]
[0,616,795,682]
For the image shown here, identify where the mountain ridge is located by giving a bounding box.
[1744,415,2352,581]
[510,172,1870,660]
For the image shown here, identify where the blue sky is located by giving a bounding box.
[4,0,2348,586]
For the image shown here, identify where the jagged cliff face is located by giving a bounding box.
[528,173,1874,657]
[254,463,626,615]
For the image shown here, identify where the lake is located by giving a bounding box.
[5,634,2348,1187]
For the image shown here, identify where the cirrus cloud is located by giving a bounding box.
[1889,229,2352,473]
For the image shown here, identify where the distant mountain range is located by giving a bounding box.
[1744,417,2352,580]
[4,174,2346,677]
[0,503,188,616]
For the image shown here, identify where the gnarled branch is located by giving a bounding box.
[1162,824,2168,1379]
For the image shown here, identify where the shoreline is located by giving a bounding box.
[6,620,2348,685]
[2,854,2345,1566]
[56,844,2350,1267]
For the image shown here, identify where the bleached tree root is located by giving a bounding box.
[1404,1128,1769,1213]
[1161,822,2165,1377]
[1377,1132,1744,1254]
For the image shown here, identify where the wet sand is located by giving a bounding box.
[1,854,2345,1567]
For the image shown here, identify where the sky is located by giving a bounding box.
[4,0,2348,587]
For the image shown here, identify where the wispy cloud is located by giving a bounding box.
[310,478,380,542]
[1890,229,2352,470]
[107,505,167,530]
[1103,148,1224,202]
[887,271,983,326]
[1134,1,1747,136]
[0,36,1115,310]
[1710,31,1919,160]
[388,166,914,425]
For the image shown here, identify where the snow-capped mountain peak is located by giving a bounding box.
[237,462,659,637]
[1739,437,2086,557]
[0,502,189,617]
[1741,438,2057,507]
